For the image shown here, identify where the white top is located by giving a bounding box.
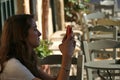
[0,58,35,80]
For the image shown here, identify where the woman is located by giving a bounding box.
[0,14,76,80]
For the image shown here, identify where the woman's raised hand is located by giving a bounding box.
[59,31,76,58]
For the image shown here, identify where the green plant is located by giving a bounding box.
[84,0,90,3]
[35,40,53,58]
[64,0,88,22]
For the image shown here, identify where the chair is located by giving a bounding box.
[39,54,84,80]
[87,25,118,42]
[83,40,120,80]
[82,12,106,41]
[83,11,105,27]
[86,19,120,61]
[83,13,120,42]
[114,0,120,17]
[82,10,120,61]
[95,0,114,17]
[97,19,120,40]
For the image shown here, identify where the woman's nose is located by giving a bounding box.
[38,30,41,36]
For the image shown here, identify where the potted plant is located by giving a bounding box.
[35,39,53,59]
[64,0,88,23]
[35,39,53,74]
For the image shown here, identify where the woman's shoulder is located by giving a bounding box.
[4,58,22,69]
[2,58,35,80]
[4,58,33,74]
[6,58,20,64]
[4,58,28,73]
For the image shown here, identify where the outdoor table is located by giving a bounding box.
[84,60,120,80]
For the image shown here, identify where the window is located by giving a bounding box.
[0,0,16,36]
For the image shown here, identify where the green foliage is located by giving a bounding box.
[84,0,90,3]
[73,2,87,11]
[64,0,88,22]
[35,40,53,58]
[68,0,77,3]
[64,0,87,12]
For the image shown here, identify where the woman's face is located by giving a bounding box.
[26,19,41,48]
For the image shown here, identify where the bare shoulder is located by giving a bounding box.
[32,78,41,80]
[4,58,22,69]
[3,58,35,79]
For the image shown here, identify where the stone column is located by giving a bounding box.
[54,0,65,30]
[42,0,49,39]
[17,0,30,14]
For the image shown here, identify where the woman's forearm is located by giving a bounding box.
[56,56,72,80]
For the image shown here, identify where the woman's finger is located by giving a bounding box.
[62,34,67,43]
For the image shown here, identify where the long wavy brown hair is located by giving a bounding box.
[0,14,40,77]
